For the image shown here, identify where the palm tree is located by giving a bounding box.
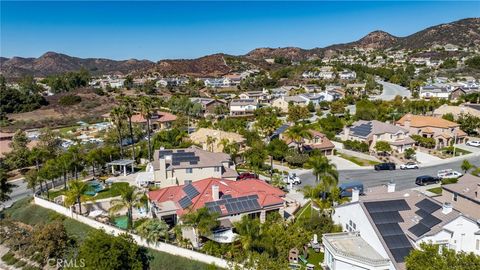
[65,180,90,214]
[284,124,312,152]
[57,152,73,189]
[109,185,143,230]
[306,155,338,183]
[139,96,155,161]
[137,219,169,244]
[110,106,126,158]
[300,185,321,218]
[181,207,219,242]
[234,215,262,251]
[121,96,137,163]
[206,135,217,152]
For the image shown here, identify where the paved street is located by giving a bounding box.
[299,154,480,191]
[374,80,411,101]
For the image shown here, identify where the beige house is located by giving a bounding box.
[396,114,467,149]
[149,147,238,188]
[437,174,480,220]
[433,104,480,120]
[189,128,245,153]
[342,120,415,153]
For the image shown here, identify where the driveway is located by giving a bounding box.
[374,81,411,101]
[415,151,442,164]
[328,155,363,170]
[455,143,480,153]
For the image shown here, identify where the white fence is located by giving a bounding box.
[34,196,231,269]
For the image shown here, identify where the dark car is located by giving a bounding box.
[416,175,441,186]
[374,162,396,171]
[237,172,258,180]
[339,181,364,197]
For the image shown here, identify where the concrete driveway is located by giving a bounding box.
[415,151,442,164]
[374,81,411,101]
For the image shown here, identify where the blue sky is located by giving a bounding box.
[1,1,479,60]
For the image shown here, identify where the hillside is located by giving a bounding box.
[1,18,479,77]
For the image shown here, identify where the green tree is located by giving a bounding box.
[405,243,480,270]
[32,221,69,265]
[442,113,455,122]
[404,148,416,160]
[181,207,219,237]
[38,159,61,198]
[64,180,91,214]
[109,185,143,230]
[5,130,30,169]
[461,160,473,174]
[243,143,267,170]
[284,124,312,152]
[78,230,148,270]
[0,168,14,202]
[287,105,310,122]
[121,96,137,162]
[374,141,392,154]
[110,106,126,158]
[24,169,39,194]
[266,139,289,160]
[306,155,338,183]
[139,96,155,161]
[137,219,169,244]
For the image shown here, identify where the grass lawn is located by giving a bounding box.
[427,187,443,195]
[307,250,324,267]
[47,182,129,200]
[295,201,313,220]
[56,125,80,136]
[338,153,379,166]
[2,198,221,270]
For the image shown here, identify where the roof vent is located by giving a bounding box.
[442,202,453,215]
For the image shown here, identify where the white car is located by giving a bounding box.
[466,140,480,147]
[399,162,419,170]
[284,173,301,185]
[437,169,463,179]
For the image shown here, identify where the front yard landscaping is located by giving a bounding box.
[337,153,380,166]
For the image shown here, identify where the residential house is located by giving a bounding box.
[128,111,177,131]
[396,114,467,149]
[342,120,415,153]
[223,74,242,86]
[190,98,227,116]
[189,128,245,153]
[339,70,357,80]
[229,99,258,116]
[419,84,450,99]
[204,78,227,88]
[156,78,187,88]
[149,147,238,188]
[444,44,459,52]
[238,90,271,104]
[272,92,338,113]
[433,104,480,120]
[268,87,289,99]
[436,174,480,220]
[330,184,480,270]
[148,178,285,226]
[283,129,335,156]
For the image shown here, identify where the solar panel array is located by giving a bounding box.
[159,150,200,166]
[350,122,373,138]
[205,195,261,216]
[178,184,201,209]
[364,200,413,263]
[408,199,443,237]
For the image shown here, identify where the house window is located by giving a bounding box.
[186,168,193,174]
[214,166,220,172]
[185,180,192,185]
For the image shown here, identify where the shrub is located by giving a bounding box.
[1,252,18,265]
[441,178,458,185]
[343,140,369,153]
[411,135,436,149]
[285,152,309,166]
[58,94,82,106]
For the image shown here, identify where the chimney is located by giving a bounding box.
[442,202,453,214]
[212,185,219,201]
[387,182,396,193]
[351,188,360,202]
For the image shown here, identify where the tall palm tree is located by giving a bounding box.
[234,215,262,251]
[181,207,219,242]
[206,135,217,152]
[137,219,169,244]
[65,180,90,214]
[121,96,137,163]
[300,184,322,218]
[139,96,155,161]
[306,155,338,183]
[284,124,312,152]
[109,185,143,230]
[110,106,126,158]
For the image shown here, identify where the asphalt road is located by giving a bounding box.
[374,80,412,101]
[299,154,480,191]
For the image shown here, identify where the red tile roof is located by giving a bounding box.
[148,178,285,216]
[131,111,177,123]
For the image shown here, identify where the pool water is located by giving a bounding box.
[84,180,104,196]
[114,215,128,229]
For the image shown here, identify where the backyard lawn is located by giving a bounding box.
[47,181,129,200]
[337,153,379,166]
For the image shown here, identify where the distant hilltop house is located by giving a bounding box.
[342,120,415,153]
[155,77,188,88]
[239,90,271,104]
[202,74,242,88]
[339,70,357,80]
[148,177,286,226]
[149,147,238,188]
[189,98,227,116]
[189,128,245,153]
[229,99,258,116]
[329,183,480,270]
[104,111,177,131]
[396,114,467,149]
[272,92,340,113]
[419,84,451,99]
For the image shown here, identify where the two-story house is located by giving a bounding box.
[396,114,467,149]
[190,98,227,116]
[149,147,238,188]
[229,99,258,116]
[342,120,415,153]
[238,90,271,104]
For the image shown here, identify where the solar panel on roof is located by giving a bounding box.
[222,194,232,199]
[408,223,430,237]
[370,211,404,224]
[183,184,200,199]
[420,215,442,227]
[383,234,412,249]
[415,199,441,213]
[178,196,192,209]
[377,223,404,237]
[390,247,413,263]
[364,199,410,213]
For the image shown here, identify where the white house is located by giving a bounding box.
[419,84,451,99]
[339,70,357,80]
[229,99,258,116]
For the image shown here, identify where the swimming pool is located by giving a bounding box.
[114,215,128,230]
[84,180,104,196]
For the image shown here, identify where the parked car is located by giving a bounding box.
[466,140,480,147]
[374,162,396,171]
[339,181,364,197]
[400,162,419,170]
[416,175,441,186]
[437,169,462,179]
[284,173,301,185]
[237,172,258,180]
